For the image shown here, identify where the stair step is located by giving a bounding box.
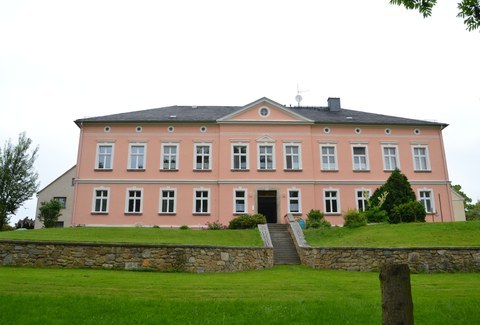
[267,223,301,265]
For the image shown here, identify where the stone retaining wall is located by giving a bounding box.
[0,240,273,273]
[298,246,480,272]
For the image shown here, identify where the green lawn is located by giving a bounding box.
[305,221,480,247]
[0,266,479,324]
[0,227,263,247]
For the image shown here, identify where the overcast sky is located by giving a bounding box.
[1,0,479,225]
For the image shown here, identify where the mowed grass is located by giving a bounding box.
[0,227,263,246]
[305,221,480,247]
[1,266,479,324]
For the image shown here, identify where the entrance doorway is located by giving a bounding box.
[258,190,277,223]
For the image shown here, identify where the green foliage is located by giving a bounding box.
[305,209,331,229]
[15,217,35,229]
[0,133,39,228]
[389,0,480,31]
[362,207,389,224]
[206,220,226,230]
[390,201,426,224]
[370,169,416,216]
[38,199,62,228]
[228,214,266,229]
[466,200,480,221]
[1,224,14,231]
[179,225,190,230]
[344,209,367,228]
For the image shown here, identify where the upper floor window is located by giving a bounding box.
[382,146,399,171]
[419,190,434,213]
[129,144,146,170]
[355,189,370,212]
[352,146,369,171]
[193,189,210,214]
[234,189,247,214]
[288,189,301,213]
[194,144,211,170]
[92,188,109,213]
[320,145,337,171]
[324,190,340,214]
[159,188,176,214]
[232,144,249,170]
[412,146,430,171]
[284,144,301,170]
[258,144,275,170]
[54,197,67,209]
[161,144,178,170]
[125,188,143,214]
[96,144,113,170]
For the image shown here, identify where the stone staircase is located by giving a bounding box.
[267,224,301,265]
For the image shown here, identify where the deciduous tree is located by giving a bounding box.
[0,133,39,229]
[38,199,62,228]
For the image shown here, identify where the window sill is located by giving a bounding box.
[353,170,370,173]
[193,213,210,216]
[288,212,302,216]
[160,169,179,172]
[193,169,212,172]
[91,212,109,215]
[124,212,143,215]
[414,170,432,173]
[257,169,276,172]
[231,169,250,172]
[127,169,145,172]
[233,212,248,215]
[321,169,338,172]
[158,213,176,216]
[284,169,302,172]
[325,213,341,216]
[94,168,113,172]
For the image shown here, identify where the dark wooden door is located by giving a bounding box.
[258,191,277,223]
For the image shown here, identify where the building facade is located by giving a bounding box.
[72,97,456,227]
[35,166,76,229]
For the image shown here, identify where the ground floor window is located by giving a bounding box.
[160,189,176,214]
[288,189,301,213]
[194,189,210,214]
[92,188,109,213]
[419,190,434,213]
[355,189,370,212]
[126,188,143,213]
[234,189,247,213]
[324,190,339,214]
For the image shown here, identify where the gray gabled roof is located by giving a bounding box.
[75,98,447,128]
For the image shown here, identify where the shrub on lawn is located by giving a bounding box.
[179,225,190,230]
[306,209,331,229]
[362,207,388,223]
[344,209,367,228]
[228,214,266,229]
[206,220,226,230]
[389,201,426,224]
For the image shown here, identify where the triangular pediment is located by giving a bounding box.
[217,97,313,124]
[256,134,276,143]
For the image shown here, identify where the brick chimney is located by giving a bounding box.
[328,98,341,112]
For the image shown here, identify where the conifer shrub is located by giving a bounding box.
[306,209,331,229]
[228,214,266,229]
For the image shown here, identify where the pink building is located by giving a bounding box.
[72,97,458,227]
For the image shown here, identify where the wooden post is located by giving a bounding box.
[380,264,414,325]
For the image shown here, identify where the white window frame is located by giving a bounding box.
[125,188,143,214]
[288,188,302,214]
[231,144,249,170]
[352,145,369,171]
[193,188,210,214]
[161,143,179,170]
[355,188,371,212]
[324,189,340,214]
[128,144,146,170]
[92,188,110,213]
[257,144,275,170]
[284,144,302,170]
[96,143,114,170]
[194,144,212,170]
[418,189,435,213]
[233,188,248,214]
[382,145,400,171]
[320,144,338,171]
[412,145,431,171]
[159,188,176,214]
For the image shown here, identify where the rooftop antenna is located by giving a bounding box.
[295,84,309,107]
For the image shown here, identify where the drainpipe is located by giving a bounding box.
[71,123,84,226]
